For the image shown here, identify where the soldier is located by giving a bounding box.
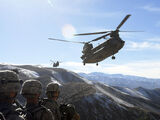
[0,70,24,120]
[41,83,61,120]
[42,83,80,120]
[21,79,54,120]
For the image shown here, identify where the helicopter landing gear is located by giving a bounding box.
[83,62,86,66]
[112,55,116,60]
[96,63,98,66]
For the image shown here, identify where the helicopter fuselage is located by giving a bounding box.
[82,37,125,64]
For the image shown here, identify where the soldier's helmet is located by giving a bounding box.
[21,79,42,97]
[46,83,60,99]
[46,83,60,93]
[0,70,21,94]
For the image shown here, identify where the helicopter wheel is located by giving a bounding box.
[96,63,98,66]
[112,55,116,60]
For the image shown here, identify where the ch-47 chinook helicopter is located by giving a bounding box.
[50,60,61,67]
[49,14,140,66]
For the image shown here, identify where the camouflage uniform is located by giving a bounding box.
[0,70,24,120]
[21,79,54,120]
[42,83,61,120]
[0,103,23,120]
[41,99,61,120]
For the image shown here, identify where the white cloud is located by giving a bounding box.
[61,61,160,78]
[142,5,160,12]
[147,37,160,42]
[62,24,76,39]
[126,41,160,50]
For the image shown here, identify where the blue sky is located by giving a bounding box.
[0,0,160,78]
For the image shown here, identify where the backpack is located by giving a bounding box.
[24,105,46,120]
[59,104,76,120]
[40,98,61,120]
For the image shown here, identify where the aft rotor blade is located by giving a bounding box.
[74,30,143,36]
[74,31,110,36]
[116,14,131,30]
[119,30,144,32]
[88,33,111,43]
[48,38,85,44]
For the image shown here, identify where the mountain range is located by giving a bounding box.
[0,64,160,120]
[79,72,160,89]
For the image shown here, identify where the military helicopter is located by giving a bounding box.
[49,14,139,66]
[50,60,61,67]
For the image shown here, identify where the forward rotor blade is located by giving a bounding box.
[88,33,111,43]
[116,14,131,30]
[74,31,110,36]
[48,38,85,44]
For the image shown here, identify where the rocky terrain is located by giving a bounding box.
[0,64,160,120]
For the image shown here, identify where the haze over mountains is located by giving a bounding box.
[0,64,160,120]
[79,72,160,89]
